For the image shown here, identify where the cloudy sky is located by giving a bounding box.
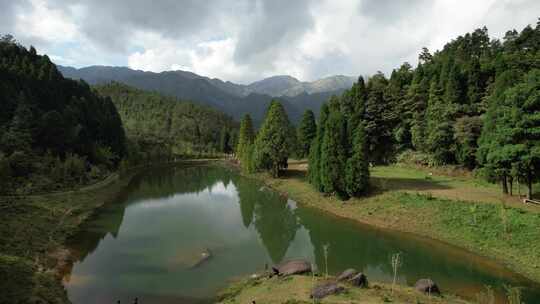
[1,0,538,83]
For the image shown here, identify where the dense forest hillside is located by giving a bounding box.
[58,65,346,124]
[307,21,540,199]
[0,36,126,194]
[94,82,238,157]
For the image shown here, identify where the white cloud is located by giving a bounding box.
[2,0,539,82]
[14,0,78,44]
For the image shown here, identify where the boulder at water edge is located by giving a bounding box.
[272,259,311,276]
[311,282,345,299]
[415,279,440,295]
[336,268,357,281]
[349,273,368,288]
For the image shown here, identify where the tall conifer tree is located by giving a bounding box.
[345,123,370,197]
[297,110,317,158]
[253,101,290,177]
[320,109,348,199]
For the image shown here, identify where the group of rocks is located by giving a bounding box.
[270,259,440,300]
[311,268,368,299]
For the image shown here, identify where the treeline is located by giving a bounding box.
[94,82,239,162]
[306,21,540,199]
[236,21,540,200]
[0,35,126,194]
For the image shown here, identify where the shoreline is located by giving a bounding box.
[218,274,472,304]
[221,160,540,285]
[0,159,216,304]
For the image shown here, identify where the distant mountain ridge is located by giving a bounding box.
[57,65,356,124]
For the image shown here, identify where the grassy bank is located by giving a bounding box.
[0,160,214,304]
[245,161,540,284]
[218,274,470,304]
[0,171,133,303]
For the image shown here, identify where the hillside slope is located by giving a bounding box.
[58,65,349,124]
[94,82,238,154]
[0,37,126,194]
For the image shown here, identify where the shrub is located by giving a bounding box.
[63,153,87,182]
[8,151,33,177]
[94,145,117,169]
[89,165,102,180]
[396,150,437,167]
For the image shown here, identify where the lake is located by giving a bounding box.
[63,165,540,303]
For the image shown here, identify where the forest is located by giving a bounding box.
[0,37,237,195]
[0,35,126,195]
[237,21,540,200]
[94,82,239,163]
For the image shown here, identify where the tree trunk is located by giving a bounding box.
[502,174,509,195]
[527,169,533,200]
[508,176,513,196]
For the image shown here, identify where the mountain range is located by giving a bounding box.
[58,65,356,124]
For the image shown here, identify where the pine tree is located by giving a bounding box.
[511,69,540,198]
[347,76,368,143]
[454,116,483,169]
[484,69,540,198]
[444,63,464,111]
[345,123,370,197]
[308,103,329,191]
[1,93,33,154]
[236,114,255,162]
[320,109,348,199]
[297,110,317,158]
[426,80,455,164]
[477,70,521,194]
[364,72,393,163]
[219,128,231,153]
[407,67,430,151]
[253,101,290,177]
[387,63,414,151]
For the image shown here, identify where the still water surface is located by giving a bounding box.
[64,165,540,303]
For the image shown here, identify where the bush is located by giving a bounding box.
[396,150,438,167]
[63,153,87,182]
[50,157,64,183]
[89,165,102,180]
[473,166,498,183]
[94,145,117,169]
[8,151,33,177]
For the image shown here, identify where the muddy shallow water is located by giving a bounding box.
[63,165,540,303]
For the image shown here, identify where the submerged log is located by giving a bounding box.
[272,259,311,276]
[191,248,212,268]
[311,282,345,299]
[415,279,440,295]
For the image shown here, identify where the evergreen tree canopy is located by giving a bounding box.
[95,82,237,156]
[297,110,317,158]
[236,114,256,172]
[320,107,348,199]
[0,38,126,193]
[253,101,291,177]
[345,123,370,197]
[308,103,330,191]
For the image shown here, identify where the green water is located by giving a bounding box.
[64,165,540,303]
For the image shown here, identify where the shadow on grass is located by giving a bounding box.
[370,176,452,194]
[280,168,307,180]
